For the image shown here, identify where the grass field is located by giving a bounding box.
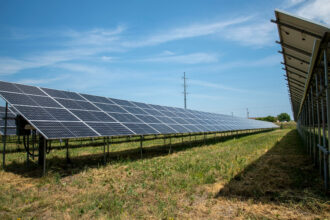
[0,129,329,219]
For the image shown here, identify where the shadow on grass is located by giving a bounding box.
[216,129,329,206]
[4,130,271,178]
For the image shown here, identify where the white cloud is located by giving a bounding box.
[222,22,276,47]
[295,0,330,24]
[101,56,115,62]
[283,0,306,8]
[194,54,281,73]
[0,47,100,75]
[139,52,218,64]
[64,26,126,46]
[17,75,69,85]
[122,16,252,48]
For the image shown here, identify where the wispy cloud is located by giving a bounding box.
[295,0,330,24]
[17,75,69,85]
[0,26,124,75]
[64,26,126,46]
[222,22,276,47]
[191,54,281,73]
[139,52,218,64]
[282,0,306,8]
[0,15,275,76]
[122,17,253,48]
[189,79,247,93]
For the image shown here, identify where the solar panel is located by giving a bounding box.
[0,80,278,139]
[0,106,16,136]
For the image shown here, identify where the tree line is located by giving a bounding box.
[255,113,291,122]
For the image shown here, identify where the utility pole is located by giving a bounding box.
[183,72,187,109]
[246,108,249,118]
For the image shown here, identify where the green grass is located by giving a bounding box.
[0,129,329,219]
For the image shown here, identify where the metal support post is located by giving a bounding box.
[43,139,46,176]
[107,137,110,159]
[65,139,70,163]
[103,137,106,164]
[189,133,192,147]
[169,135,172,153]
[311,86,316,163]
[140,135,143,158]
[27,135,30,167]
[316,74,321,168]
[2,102,8,169]
[321,74,326,176]
[32,130,35,160]
[323,48,329,190]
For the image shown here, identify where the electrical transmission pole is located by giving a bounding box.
[183,72,187,109]
[246,108,249,118]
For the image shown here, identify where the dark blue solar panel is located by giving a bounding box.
[0,91,37,106]
[90,111,116,122]
[77,100,99,111]
[134,115,161,123]
[184,124,202,133]
[171,117,189,124]
[31,121,75,139]
[142,108,164,116]
[95,103,126,113]
[87,122,134,136]
[154,116,178,124]
[107,113,142,123]
[0,119,16,127]
[62,122,99,137]
[15,84,46,96]
[45,108,79,121]
[0,81,21,93]
[56,98,82,109]
[0,80,278,139]
[15,106,55,120]
[121,106,148,115]
[81,94,113,104]
[167,124,191,133]
[159,111,178,117]
[28,95,62,108]
[0,127,16,135]
[62,91,85,100]
[70,110,99,121]
[148,124,176,134]
[41,88,70,99]
[123,123,158,135]
[131,101,151,109]
[109,98,136,107]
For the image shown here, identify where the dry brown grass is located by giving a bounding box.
[0,129,329,219]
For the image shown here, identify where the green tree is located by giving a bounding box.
[255,115,276,122]
[277,113,291,122]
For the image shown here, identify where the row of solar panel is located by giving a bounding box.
[0,106,16,135]
[0,81,277,139]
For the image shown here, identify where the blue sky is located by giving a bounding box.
[0,0,329,118]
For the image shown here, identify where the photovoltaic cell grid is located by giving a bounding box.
[0,106,16,135]
[0,80,278,139]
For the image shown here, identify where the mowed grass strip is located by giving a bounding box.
[0,129,329,219]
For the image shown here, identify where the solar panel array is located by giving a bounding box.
[0,106,16,135]
[0,80,277,140]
